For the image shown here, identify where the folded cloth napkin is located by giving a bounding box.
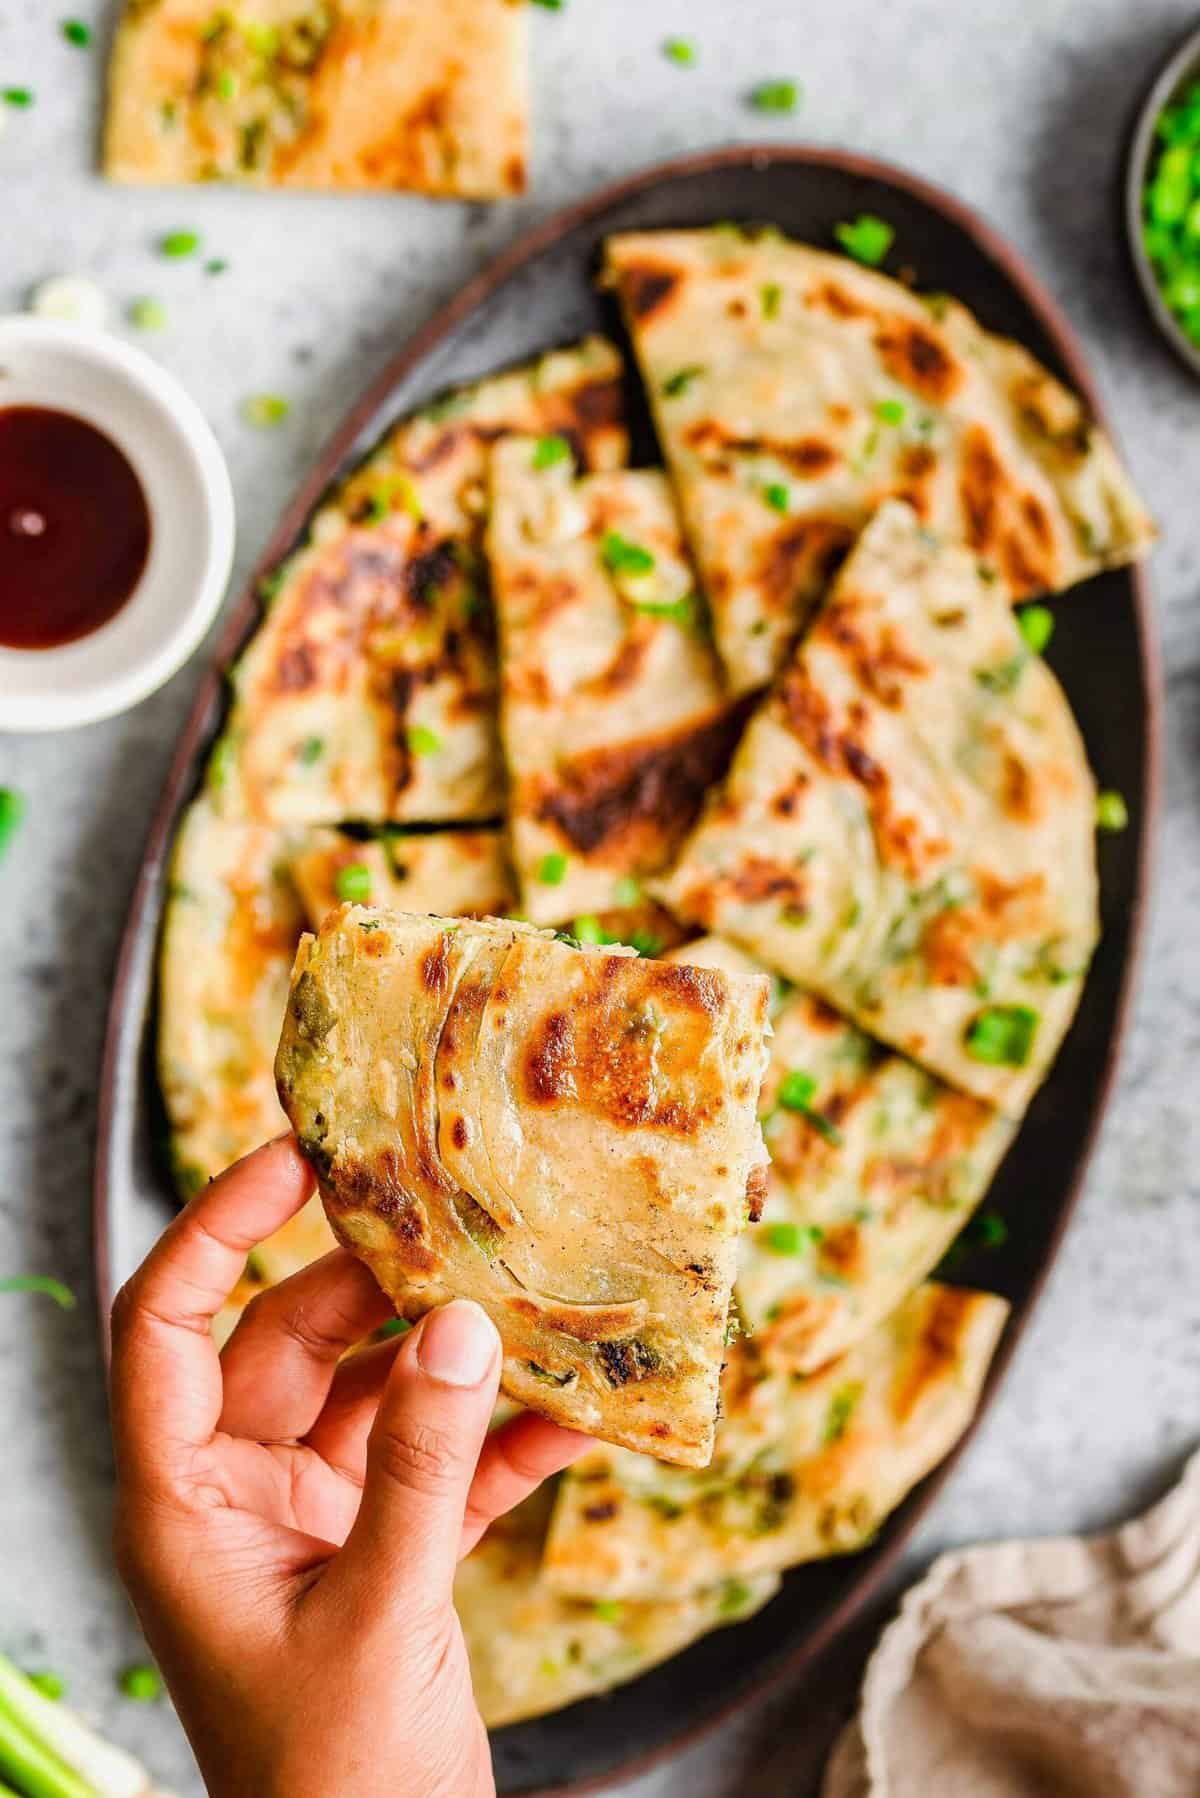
[824,1451,1200,1798]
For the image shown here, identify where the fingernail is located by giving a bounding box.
[417,1300,499,1388]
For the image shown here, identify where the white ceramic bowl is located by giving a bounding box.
[0,316,235,732]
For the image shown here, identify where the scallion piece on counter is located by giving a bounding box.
[0,1275,75,1309]
[159,229,200,258]
[241,392,290,428]
[2,88,34,107]
[118,1665,162,1703]
[748,79,800,114]
[61,20,92,48]
[0,788,25,859]
[663,37,697,65]
[0,1651,159,1796]
[128,297,167,332]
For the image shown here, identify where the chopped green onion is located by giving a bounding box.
[0,788,26,860]
[876,398,906,426]
[765,1221,804,1255]
[718,1578,753,1616]
[571,915,611,945]
[532,433,571,470]
[1017,604,1055,654]
[628,591,700,630]
[297,736,324,765]
[834,213,895,266]
[406,724,441,757]
[26,1672,66,1701]
[661,365,704,397]
[2,88,34,108]
[128,297,167,332]
[380,1317,411,1338]
[61,20,92,48]
[627,929,664,959]
[118,1664,162,1702]
[241,392,290,428]
[763,482,790,514]
[530,0,564,8]
[333,863,372,904]
[964,1004,1039,1068]
[777,1070,818,1113]
[748,78,800,114]
[215,69,239,99]
[823,1381,863,1444]
[0,1275,75,1309]
[593,1599,623,1623]
[761,282,782,319]
[601,531,656,577]
[159,229,201,258]
[663,37,697,66]
[613,875,642,908]
[204,257,229,276]
[538,852,568,886]
[1096,789,1128,833]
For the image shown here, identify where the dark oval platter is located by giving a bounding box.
[96,146,1160,1797]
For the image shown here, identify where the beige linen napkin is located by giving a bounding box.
[824,1451,1200,1798]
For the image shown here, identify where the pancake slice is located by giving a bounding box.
[289,826,516,928]
[606,227,1155,692]
[157,795,337,1284]
[487,440,743,925]
[275,907,771,1465]
[105,0,530,199]
[542,1282,1009,1600]
[211,337,628,828]
[657,502,1100,1116]
[666,937,1016,1371]
[456,1486,779,1729]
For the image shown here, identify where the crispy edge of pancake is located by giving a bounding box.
[655,501,1099,1115]
[541,1282,1009,1600]
[665,937,1017,1371]
[456,1485,780,1729]
[210,336,628,828]
[605,227,1155,691]
[105,0,530,200]
[487,438,742,926]
[275,907,770,1466]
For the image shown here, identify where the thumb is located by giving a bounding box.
[331,1299,501,1621]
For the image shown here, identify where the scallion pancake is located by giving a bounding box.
[542,1282,1008,1600]
[657,502,1100,1116]
[106,0,530,199]
[289,826,515,928]
[606,227,1155,692]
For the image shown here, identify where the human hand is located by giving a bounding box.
[109,1136,592,1798]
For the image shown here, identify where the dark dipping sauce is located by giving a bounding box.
[0,406,151,650]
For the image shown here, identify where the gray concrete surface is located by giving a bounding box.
[1,1,1198,1791]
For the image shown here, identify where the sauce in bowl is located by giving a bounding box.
[0,405,151,650]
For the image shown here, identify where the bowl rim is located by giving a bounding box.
[1125,20,1200,380]
[93,141,1163,1798]
[0,315,236,733]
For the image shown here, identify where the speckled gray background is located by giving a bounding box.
[1,1,1198,1792]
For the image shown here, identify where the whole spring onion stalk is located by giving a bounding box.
[0,1656,173,1798]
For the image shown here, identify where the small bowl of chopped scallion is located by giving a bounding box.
[1127,22,1200,376]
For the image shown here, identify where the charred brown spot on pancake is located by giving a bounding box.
[876,318,962,404]
[731,854,810,909]
[756,518,856,618]
[450,1114,469,1151]
[810,281,873,321]
[406,541,458,609]
[355,84,460,190]
[960,424,1003,556]
[403,427,463,473]
[421,933,452,997]
[1000,528,1052,597]
[782,437,839,479]
[745,1163,769,1223]
[597,1336,661,1386]
[1001,749,1039,822]
[504,153,527,194]
[618,263,681,324]
[820,600,929,707]
[505,1295,647,1343]
[535,702,749,864]
[647,961,725,1016]
[543,376,626,470]
[817,1221,865,1281]
[583,1498,620,1522]
[579,631,653,699]
[891,1287,975,1422]
[524,1010,576,1105]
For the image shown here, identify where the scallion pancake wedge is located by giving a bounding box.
[456,1486,779,1729]
[487,440,743,925]
[657,502,1100,1116]
[666,937,1016,1371]
[606,227,1155,692]
[211,337,628,828]
[157,796,337,1286]
[105,0,530,199]
[542,1282,1008,1601]
[275,907,770,1465]
[289,826,516,928]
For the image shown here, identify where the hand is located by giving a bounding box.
[109,1136,591,1798]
